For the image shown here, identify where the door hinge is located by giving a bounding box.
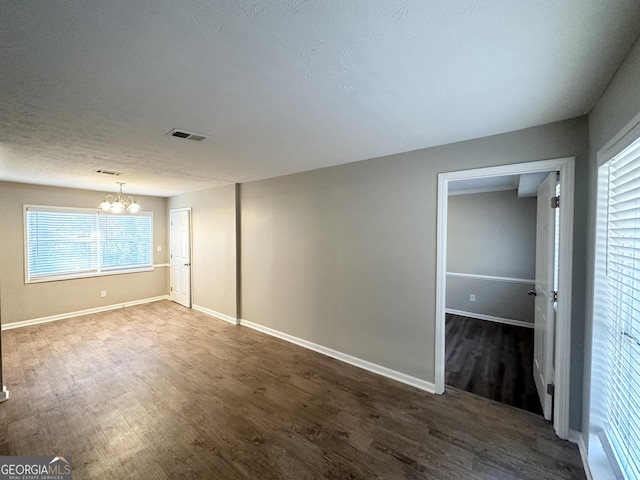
[551,195,560,208]
[170,286,173,291]
[547,383,555,396]
[552,291,558,302]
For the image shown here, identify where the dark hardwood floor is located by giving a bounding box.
[445,313,543,415]
[0,301,583,479]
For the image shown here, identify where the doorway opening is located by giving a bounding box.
[435,158,575,439]
[445,312,542,414]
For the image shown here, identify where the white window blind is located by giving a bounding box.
[99,213,153,271]
[25,206,153,283]
[602,136,640,480]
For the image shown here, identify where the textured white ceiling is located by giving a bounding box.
[1,1,639,196]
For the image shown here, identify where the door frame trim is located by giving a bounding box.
[435,157,575,439]
[169,207,193,308]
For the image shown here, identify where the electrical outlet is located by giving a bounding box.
[156,245,162,252]
[101,291,107,298]
[469,294,476,302]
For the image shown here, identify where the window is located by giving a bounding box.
[25,205,153,283]
[591,135,640,480]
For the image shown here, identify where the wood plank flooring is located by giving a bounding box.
[445,314,543,415]
[0,301,584,479]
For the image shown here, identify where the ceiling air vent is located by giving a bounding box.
[94,169,123,176]
[167,128,208,141]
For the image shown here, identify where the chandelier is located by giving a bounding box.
[99,182,141,213]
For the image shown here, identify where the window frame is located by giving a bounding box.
[24,204,154,284]
[590,120,640,480]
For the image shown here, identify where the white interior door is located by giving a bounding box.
[533,172,558,420]
[170,208,192,308]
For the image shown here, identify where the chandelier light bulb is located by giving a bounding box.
[98,182,141,214]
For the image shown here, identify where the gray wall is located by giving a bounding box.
[0,181,169,325]
[584,37,640,442]
[448,190,537,278]
[446,190,536,323]
[168,184,237,320]
[241,116,589,433]
[446,276,535,324]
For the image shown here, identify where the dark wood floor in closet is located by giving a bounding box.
[445,313,543,415]
[0,302,583,479]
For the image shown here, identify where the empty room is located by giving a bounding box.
[1,2,640,479]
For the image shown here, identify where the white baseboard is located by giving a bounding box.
[445,309,534,329]
[239,318,436,394]
[569,430,593,480]
[0,386,9,402]
[192,305,238,325]
[1,296,170,331]
[568,428,581,444]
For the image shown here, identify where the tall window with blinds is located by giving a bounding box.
[594,135,640,480]
[25,206,153,283]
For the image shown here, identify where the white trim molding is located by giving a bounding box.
[568,428,582,445]
[445,309,534,329]
[240,318,436,394]
[569,430,593,480]
[1,296,170,331]
[0,386,8,403]
[436,157,575,440]
[446,272,534,285]
[193,305,238,325]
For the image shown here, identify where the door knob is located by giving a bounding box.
[527,290,537,296]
